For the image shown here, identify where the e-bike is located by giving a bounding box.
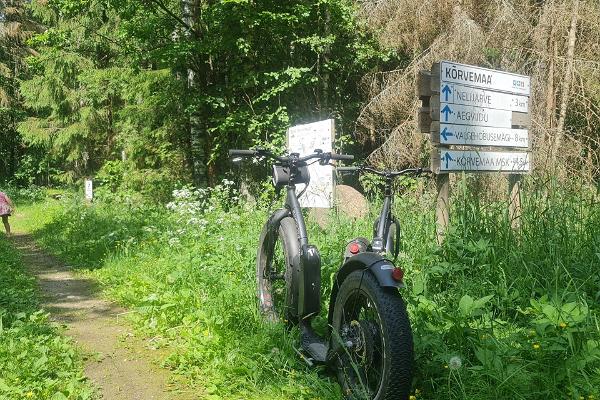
[229,148,414,400]
[337,166,431,262]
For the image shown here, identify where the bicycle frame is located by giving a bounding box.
[339,166,429,258]
[372,179,394,254]
[231,147,354,322]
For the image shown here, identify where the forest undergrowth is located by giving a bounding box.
[13,176,600,400]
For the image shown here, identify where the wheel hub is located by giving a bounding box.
[341,319,379,367]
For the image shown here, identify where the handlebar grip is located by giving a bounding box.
[228,149,256,157]
[337,166,360,172]
[330,153,354,161]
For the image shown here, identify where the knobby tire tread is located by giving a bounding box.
[256,216,299,323]
[334,270,413,400]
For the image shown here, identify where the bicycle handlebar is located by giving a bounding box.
[330,153,354,161]
[337,166,361,172]
[337,165,432,177]
[228,148,354,164]
[228,149,257,157]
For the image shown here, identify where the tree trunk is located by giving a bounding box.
[322,5,331,119]
[544,26,555,133]
[553,0,579,162]
[182,0,207,186]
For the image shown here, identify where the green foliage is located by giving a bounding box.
[14,0,396,189]
[2,184,47,203]
[17,176,600,399]
[0,0,41,184]
[0,237,95,399]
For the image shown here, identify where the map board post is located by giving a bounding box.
[287,119,335,208]
[418,61,532,241]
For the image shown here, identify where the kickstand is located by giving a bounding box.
[294,347,314,367]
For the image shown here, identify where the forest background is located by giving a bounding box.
[2,0,599,193]
[2,2,600,399]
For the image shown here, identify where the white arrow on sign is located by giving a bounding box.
[434,149,530,173]
[439,61,530,96]
[434,123,529,148]
[439,83,528,112]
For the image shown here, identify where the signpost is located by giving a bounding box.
[418,61,532,241]
[287,119,335,208]
[432,103,526,128]
[435,83,528,112]
[432,149,530,173]
[431,122,529,148]
[435,61,530,95]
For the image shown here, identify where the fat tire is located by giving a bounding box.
[332,270,413,400]
[256,216,300,323]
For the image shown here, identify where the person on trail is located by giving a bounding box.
[0,191,14,235]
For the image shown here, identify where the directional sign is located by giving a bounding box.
[432,122,529,148]
[434,103,528,128]
[439,61,530,95]
[437,83,528,112]
[432,149,530,173]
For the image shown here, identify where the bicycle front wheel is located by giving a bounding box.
[331,270,413,400]
[256,216,300,324]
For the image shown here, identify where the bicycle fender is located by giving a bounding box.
[265,208,292,232]
[327,252,402,324]
[298,244,321,318]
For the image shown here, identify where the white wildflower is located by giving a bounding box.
[448,356,462,370]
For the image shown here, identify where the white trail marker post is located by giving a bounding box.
[84,178,94,203]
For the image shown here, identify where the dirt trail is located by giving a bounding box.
[10,232,190,400]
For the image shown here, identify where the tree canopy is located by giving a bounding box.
[2,0,598,194]
[4,0,397,195]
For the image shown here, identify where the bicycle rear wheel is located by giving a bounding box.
[331,270,413,400]
[256,216,300,323]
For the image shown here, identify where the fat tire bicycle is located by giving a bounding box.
[229,148,416,400]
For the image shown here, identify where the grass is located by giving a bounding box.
[0,235,95,400]
[10,176,600,400]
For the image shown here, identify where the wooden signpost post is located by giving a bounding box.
[419,61,532,242]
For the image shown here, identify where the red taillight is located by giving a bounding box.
[391,267,404,282]
[349,243,360,254]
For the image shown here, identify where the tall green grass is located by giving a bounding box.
[16,176,600,400]
[0,237,95,400]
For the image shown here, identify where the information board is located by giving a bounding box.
[287,119,335,208]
